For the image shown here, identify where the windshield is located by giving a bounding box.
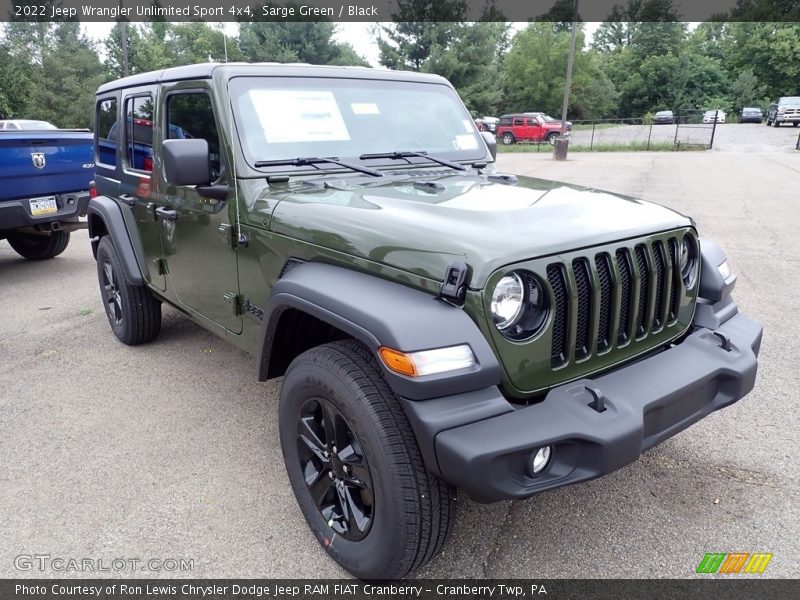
[779,97,800,105]
[228,76,484,169]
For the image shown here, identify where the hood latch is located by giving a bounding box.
[439,261,470,306]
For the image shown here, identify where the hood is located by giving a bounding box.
[265,172,691,288]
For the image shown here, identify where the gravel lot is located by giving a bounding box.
[563,122,800,152]
[1,150,798,579]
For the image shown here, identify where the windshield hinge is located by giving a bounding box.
[439,260,470,306]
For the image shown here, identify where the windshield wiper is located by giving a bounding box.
[254,156,383,178]
[359,151,466,171]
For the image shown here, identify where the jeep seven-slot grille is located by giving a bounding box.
[549,235,683,368]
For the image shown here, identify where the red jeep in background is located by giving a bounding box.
[496,112,571,145]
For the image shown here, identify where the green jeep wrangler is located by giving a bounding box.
[88,63,762,579]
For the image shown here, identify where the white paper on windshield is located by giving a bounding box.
[454,134,479,150]
[249,90,350,143]
[351,102,380,115]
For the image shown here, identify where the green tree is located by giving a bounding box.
[169,23,244,65]
[239,20,367,65]
[376,0,466,71]
[421,22,509,115]
[0,22,105,127]
[729,69,768,113]
[501,23,618,119]
[721,23,800,100]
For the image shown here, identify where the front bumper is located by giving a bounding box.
[403,312,761,503]
[0,191,90,235]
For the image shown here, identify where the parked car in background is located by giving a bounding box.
[496,112,571,145]
[653,110,675,124]
[766,96,800,127]
[0,120,58,130]
[702,110,726,124]
[0,125,93,259]
[474,116,498,133]
[480,116,498,133]
[739,107,763,123]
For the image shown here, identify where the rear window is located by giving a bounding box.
[95,98,117,167]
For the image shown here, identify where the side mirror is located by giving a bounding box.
[162,139,211,186]
[481,131,497,161]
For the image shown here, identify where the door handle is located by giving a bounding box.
[119,194,136,207]
[155,207,178,221]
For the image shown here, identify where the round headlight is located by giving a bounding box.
[491,271,549,340]
[491,273,524,330]
[680,234,699,288]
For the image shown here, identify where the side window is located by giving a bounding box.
[167,93,221,180]
[513,118,524,127]
[95,98,117,166]
[125,95,154,172]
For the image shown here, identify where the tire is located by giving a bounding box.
[501,132,515,145]
[773,119,780,127]
[547,132,558,145]
[279,340,456,579]
[95,236,161,345]
[7,231,70,260]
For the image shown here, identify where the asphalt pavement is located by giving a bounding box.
[1,150,797,578]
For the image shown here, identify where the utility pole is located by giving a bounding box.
[554,0,579,161]
[119,0,129,77]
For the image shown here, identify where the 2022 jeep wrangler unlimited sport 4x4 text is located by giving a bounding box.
[88,63,762,579]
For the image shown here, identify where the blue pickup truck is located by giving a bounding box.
[0,122,94,260]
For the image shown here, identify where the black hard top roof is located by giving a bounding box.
[96,62,447,95]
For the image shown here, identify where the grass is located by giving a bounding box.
[497,141,707,153]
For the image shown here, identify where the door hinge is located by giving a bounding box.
[223,291,243,316]
[151,257,168,275]
[218,223,236,248]
[218,223,250,249]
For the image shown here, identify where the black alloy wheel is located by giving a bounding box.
[101,259,124,328]
[296,397,374,541]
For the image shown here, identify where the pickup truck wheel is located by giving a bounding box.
[279,340,456,579]
[7,231,70,260]
[547,132,559,145]
[95,236,161,345]
[501,132,515,145]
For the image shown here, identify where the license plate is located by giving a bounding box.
[29,196,57,217]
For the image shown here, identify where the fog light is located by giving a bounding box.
[529,446,552,475]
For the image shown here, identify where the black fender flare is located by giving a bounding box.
[87,196,144,285]
[698,238,736,303]
[257,262,502,400]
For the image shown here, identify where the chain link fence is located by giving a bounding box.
[499,111,717,152]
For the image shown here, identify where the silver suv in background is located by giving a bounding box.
[766,96,800,127]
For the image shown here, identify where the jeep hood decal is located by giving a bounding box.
[266,173,691,287]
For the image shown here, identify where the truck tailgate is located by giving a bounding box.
[0,131,94,202]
